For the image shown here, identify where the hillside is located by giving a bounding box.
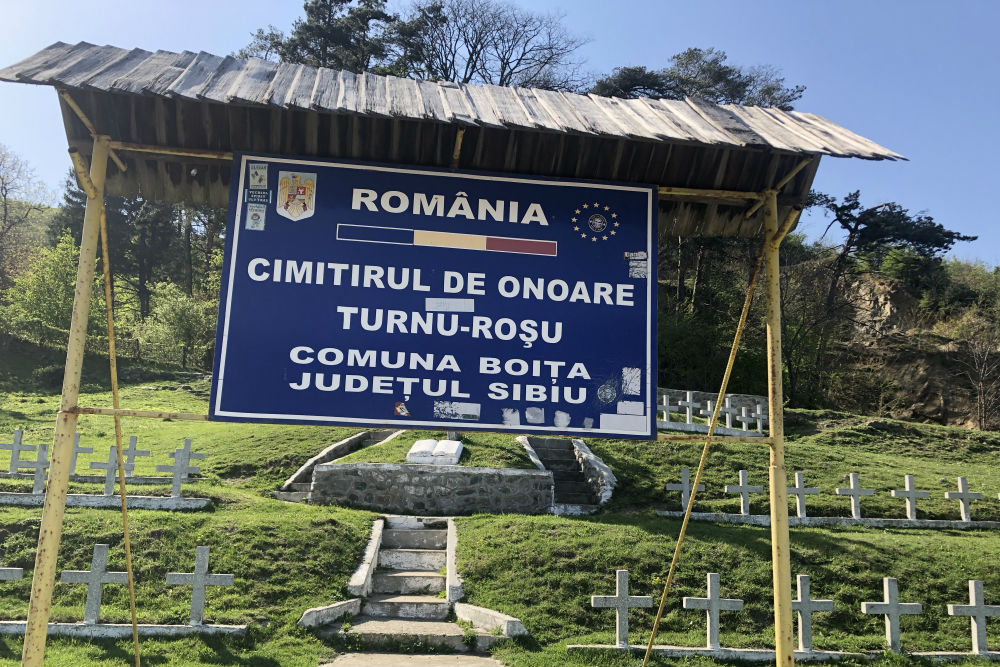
[0,341,998,665]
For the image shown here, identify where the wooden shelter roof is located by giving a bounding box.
[0,41,904,237]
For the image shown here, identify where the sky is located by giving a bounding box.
[0,0,997,264]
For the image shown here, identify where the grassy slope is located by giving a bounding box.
[2,338,999,666]
[0,341,377,666]
[455,411,1000,666]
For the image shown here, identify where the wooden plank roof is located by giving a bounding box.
[0,41,905,237]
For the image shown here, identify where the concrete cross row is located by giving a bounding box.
[860,577,922,653]
[590,569,652,648]
[835,472,874,519]
[60,544,128,625]
[948,579,1000,654]
[724,469,763,515]
[945,477,983,522]
[788,472,819,519]
[890,474,929,520]
[792,574,834,652]
[682,572,744,650]
[166,546,235,625]
[666,467,705,511]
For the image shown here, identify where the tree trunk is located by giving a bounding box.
[183,209,193,296]
[689,243,706,313]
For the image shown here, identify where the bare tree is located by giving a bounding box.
[953,312,1000,430]
[409,0,588,89]
[0,144,50,288]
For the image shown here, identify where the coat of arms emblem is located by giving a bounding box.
[276,171,316,220]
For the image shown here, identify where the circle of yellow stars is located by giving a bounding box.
[571,201,620,242]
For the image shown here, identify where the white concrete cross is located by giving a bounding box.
[703,398,739,429]
[121,436,150,477]
[69,433,92,476]
[948,579,1000,654]
[166,546,235,625]
[788,472,819,518]
[835,472,874,519]
[736,406,754,432]
[666,467,705,511]
[792,574,834,652]
[90,446,133,496]
[945,477,983,522]
[677,391,698,425]
[1,429,36,474]
[750,404,767,433]
[590,569,653,648]
[659,394,673,424]
[682,572,744,650]
[60,543,128,624]
[860,577,922,652]
[724,469,763,515]
[22,443,49,495]
[890,475,929,520]
[157,439,204,498]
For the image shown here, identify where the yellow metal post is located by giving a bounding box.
[763,188,795,666]
[22,136,110,667]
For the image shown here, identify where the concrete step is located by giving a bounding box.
[535,449,576,461]
[551,469,581,481]
[273,491,309,503]
[542,459,582,473]
[555,481,593,496]
[290,482,311,492]
[378,548,446,571]
[341,616,502,653]
[372,570,446,594]
[362,595,450,620]
[382,528,447,550]
[384,515,448,530]
[555,492,593,505]
[553,503,600,516]
[530,437,574,451]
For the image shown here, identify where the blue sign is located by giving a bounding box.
[211,154,657,439]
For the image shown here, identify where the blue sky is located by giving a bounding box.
[1,0,997,264]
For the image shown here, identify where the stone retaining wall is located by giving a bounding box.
[311,463,554,515]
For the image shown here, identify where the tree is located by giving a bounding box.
[238,0,587,88]
[591,48,805,109]
[0,144,51,288]
[138,282,217,369]
[407,0,586,89]
[0,231,104,345]
[237,0,416,75]
[811,190,977,312]
[51,174,184,319]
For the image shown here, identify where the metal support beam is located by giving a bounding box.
[107,140,234,162]
[22,136,110,667]
[450,128,466,169]
[659,186,763,201]
[744,157,814,220]
[763,188,795,666]
[57,91,127,172]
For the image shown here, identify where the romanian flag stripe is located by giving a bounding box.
[337,224,557,257]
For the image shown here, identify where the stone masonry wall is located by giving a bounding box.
[311,463,554,515]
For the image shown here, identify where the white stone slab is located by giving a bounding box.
[617,401,644,415]
[410,439,437,456]
[599,413,647,433]
[434,440,463,457]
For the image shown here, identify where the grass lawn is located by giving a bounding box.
[1,337,999,666]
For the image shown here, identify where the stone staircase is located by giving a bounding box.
[343,516,501,652]
[275,482,311,503]
[529,438,598,511]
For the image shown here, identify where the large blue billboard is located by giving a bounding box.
[211,154,657,439]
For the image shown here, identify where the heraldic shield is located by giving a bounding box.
[277,171,317,220]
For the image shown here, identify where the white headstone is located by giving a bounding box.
[860,577,922,653]
[682,572,744,650]
[665,467,705,511]
[835,472,874,519]
[890,474,929,521]
[724,469,763,515]
[60,544,128,625]
[948,579,1000,655]
[945,477,983,522]
[166,546,234,625]
[590,569,652,648]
